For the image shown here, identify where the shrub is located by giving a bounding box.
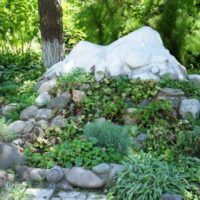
[110,152,191,200]
[83,121,130,155]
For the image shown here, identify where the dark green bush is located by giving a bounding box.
[83,121,130,155]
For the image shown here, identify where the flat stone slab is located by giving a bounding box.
[26,188,54,200]
[52,191,107,200]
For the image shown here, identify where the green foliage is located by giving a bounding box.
[0,0,39,53]
[0,118,16,142]
[0,182,31,200]
[58,71,160,122]
[83,121,130,155]
[134,100,175,127]
[110,152,193,200]
[25,138,123,169]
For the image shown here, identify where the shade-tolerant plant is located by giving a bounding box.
[24,137,123,169]
[83,121,130,155]
[134,100,175,127]
[110,152,195,200]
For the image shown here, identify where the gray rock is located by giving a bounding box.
[0,143,25,169]
[158,88,184,97]
[66,167,105,189]
[16,166,47,182]
[92,163,110,174]
[20,106,38,120]
[12,138,23,146]
[9,120,26,135]
[188,74,200,86]
[162,193,182,200]
[2,103,18,116]
[35,79,46,91]
[22,120,34,134]
[36,120,48,129]
[179,99,200,119]
[56,179,73,191]
[38,79,57,94]
[35,92,51,107]
[26,188,54,200]
[50,115,67,128]
[136,133,147,143]
[46,166,64,183]
[0,170,7,187]
[47,96,69,110]
[36,109,53,120]
[109,164,125,180]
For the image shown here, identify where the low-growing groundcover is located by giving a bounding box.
[2,68,200,199]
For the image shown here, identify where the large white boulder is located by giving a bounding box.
[45,26,187,81]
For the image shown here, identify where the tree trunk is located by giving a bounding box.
[38,0,65,68]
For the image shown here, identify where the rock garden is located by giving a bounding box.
[0,20,200,200]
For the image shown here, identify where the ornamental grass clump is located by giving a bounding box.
[83,121,130,155]
[110,152,191,200]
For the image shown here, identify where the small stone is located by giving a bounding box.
[179,99,200,119]
[38,79,57,94]
[162,193,182,200]
[72,90,86,102]
[46,166,64,183]
[12,139,23,146]
[136,133,147,142]
[188,74,200,86]
[20,106,38,120]
[50,115,67,128]
[16,166,47,182]
[56,179,73,191]
[35,92,51,107]
[2,103,18,116]
[47,96,69,110]
[36,120,48,129]
[29,168,47,182]
[9,120,26,135]
[22,120,34,134]
[36,109,53,120]
[109,164,125,180]
[92,163,110,174]
[66,167,105,189]
[58,92,71,99]
[159,88,184,97]
[0,143,25,169]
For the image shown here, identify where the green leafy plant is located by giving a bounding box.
[110,152,192,200]
[134,100,175,127]
[83,121,130,155]
[24,137,123,169]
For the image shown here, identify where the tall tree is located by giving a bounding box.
[38,0,64,68]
